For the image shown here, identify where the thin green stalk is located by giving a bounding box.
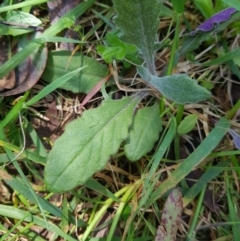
[0,91,29,129]
[226,99,240,119]
[81,186,130,241]
[225,171,240,240]
[167,13,181,75]
[161,13,181,112]
[107,179,142,241]
[186,185,206,241]
[230,155,240,177]
[88,194,103,224]
[0,0,49,13]
[174,104,184,161]
[0,212,31,241]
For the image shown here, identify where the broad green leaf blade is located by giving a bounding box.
[150,117,230,203]
[155,188,183,241]
[177,113,198,135]
[137,66,211,104]
[150,75,211,104]
[42,50,108,93]
[124,104,162,161]
[112,0,160,74]
[45,97,139,193]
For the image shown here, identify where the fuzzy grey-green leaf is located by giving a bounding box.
[124,104,162,161]
[112,0,160,74]
[137,66,211,104]
[149,74,211,103]
[44,97,139,193]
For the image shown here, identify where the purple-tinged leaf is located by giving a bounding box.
[155,188,183,241]
[228,129,240,149]
[189,7,238,36]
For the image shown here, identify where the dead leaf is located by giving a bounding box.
[155,188,183,241]
[0,31,47,96]
[47,0,81,51]
[0,36,16,91]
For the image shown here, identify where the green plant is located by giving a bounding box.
[1,0,240,240]
[43,0,240,195]
[44,0,215,193]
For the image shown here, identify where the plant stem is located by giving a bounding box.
[186,184,206,241]
[167,13,181,75]
[107,179,142,241]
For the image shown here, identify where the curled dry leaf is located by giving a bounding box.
[0,36,16,91]
[47,0,81,50]
[0,31,47,96]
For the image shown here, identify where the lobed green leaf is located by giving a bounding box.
[124,103,162,161]
[137,66,211,104]
[45,97,139,193]
[112,0,161,74]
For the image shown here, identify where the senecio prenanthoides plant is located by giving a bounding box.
[44,0,239,193]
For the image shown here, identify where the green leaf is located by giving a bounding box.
[193,0,214,18]
[177,114,198,135]
[222,0,240,11]
[42,50,108,93]
[124,104,162,161]
[112,0,160,74]
[137,66,211,104]
[97,33,138,63]
[7,11,42,26]
[0,11,43,36]
[45,97,139,193]
[171,0,186,14]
